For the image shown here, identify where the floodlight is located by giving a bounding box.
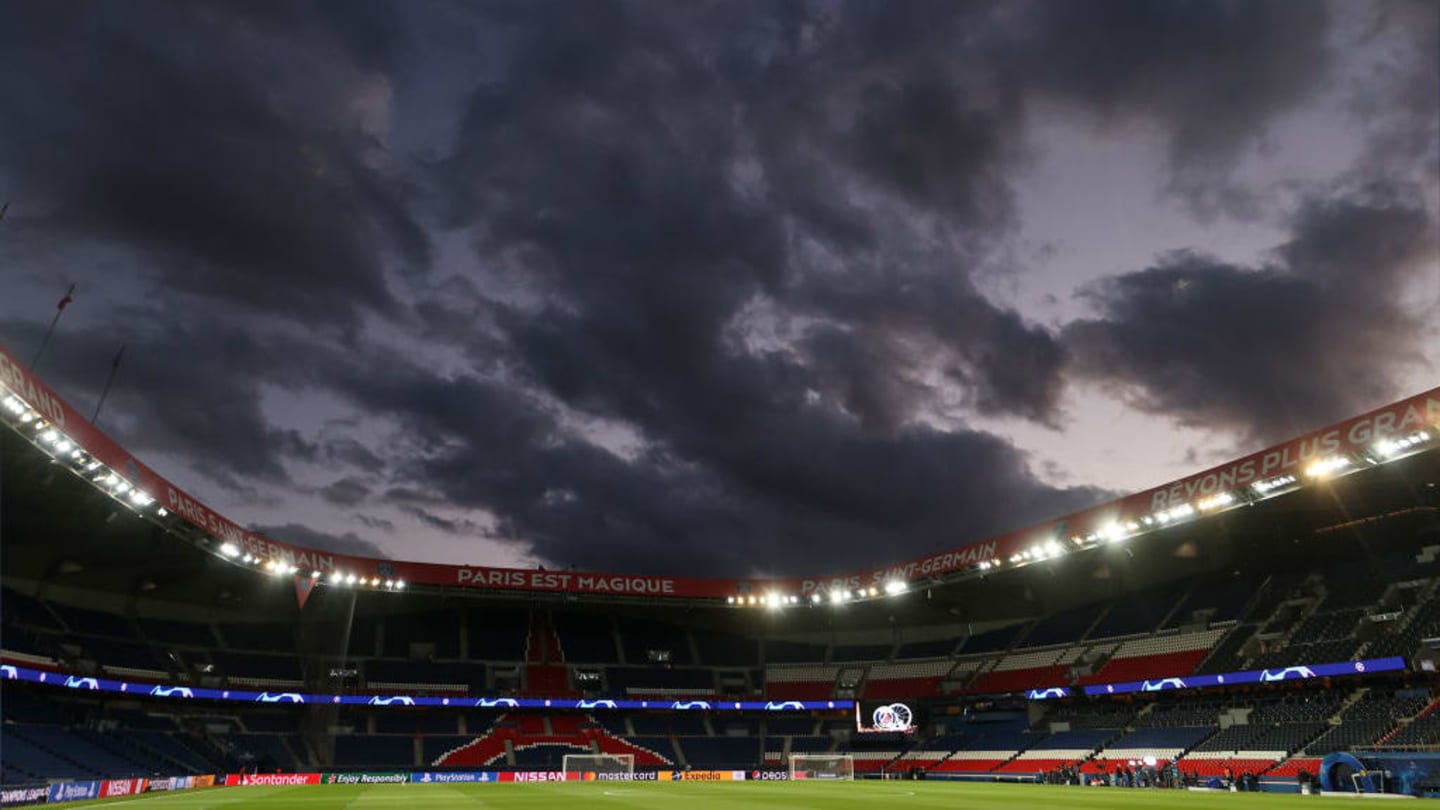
[219,543,241,558]
[884,580,907,596]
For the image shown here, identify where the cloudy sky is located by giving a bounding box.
[1,0,1436,577]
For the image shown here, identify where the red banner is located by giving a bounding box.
[100,779,149,797]
[2,341,1437,600]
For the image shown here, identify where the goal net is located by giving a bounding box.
[562,753,635,780]
[789,753,855,781]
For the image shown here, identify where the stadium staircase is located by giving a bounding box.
[432,713,673,768]
[524,611,577,697]
[1374,694,1440,747]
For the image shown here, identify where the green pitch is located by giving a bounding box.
[56,782,1391,809]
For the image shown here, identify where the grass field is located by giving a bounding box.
[58,782,1394,809]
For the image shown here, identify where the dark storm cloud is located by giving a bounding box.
[320,477,372,507]
[0,314,322,483]
[408,0,1110,570]
[1014,0,1333,218]
[1,0,1428,577]
[1065,185,1436,443]
[251,522,389,560]
[0,1,428,329]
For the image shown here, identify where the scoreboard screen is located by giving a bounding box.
[855,701,918,734]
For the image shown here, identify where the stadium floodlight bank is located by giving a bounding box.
[790,754,854,781]
[562,754,634,780]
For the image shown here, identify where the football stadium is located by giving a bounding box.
[2,344,1439,810]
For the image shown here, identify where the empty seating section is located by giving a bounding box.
[1,589,61,630]
[1193,625,1254,674]
[1368,597,1440,659]
[231,733,302,771]
[1079,629,1225,685]
[552,612,617,663]
[1166,574,1253,627]
[136,617,215,647]
[1001,728,1114,772]
[609,666,714,696]
[209,650,303,682]
[215,622,293,652]
[764,665,836,700]
[1084,726,1212,771]
[968,648,1067,694]
[1045,703,1134,729]
[831,644,892,662]
[764,717,815,735]
[894,638,956,659]
[48,604,138,640]
[1388,709,1440,747]
[1025,603,1105,647]
[692,630,758,666]
[466,607,529,660]
[1302,690,1431,754]
[383,611,461,659]
[1139,700,1224,728]
[764,639,827,664]
[1176,752,1284,777]
[863,659,953,699]
[959,624,1025,655]
[1086,585,1179,639]
[620,619,691,665]
[80,638,166,672]
[365,659,484,692]
[678,738,758,768]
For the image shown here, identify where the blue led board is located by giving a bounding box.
[0,664,848,712]
[1025,687,1071,700]
[1079,657,1406,697]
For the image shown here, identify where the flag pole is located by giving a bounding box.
[31,283,76,370]
[91,344,126,427]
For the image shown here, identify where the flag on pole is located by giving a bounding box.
[57,284,76,311]
[294,575,316,610]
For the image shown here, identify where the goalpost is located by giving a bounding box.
[562,753,635,780]
[789,753,855,781]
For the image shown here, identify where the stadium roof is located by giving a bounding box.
[2,341,1438,615]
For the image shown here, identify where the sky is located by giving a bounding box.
[0,0,1436,578]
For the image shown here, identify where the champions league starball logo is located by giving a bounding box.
[871,703,913,732]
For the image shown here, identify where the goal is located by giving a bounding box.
[562,753,635,780]
[789,753,855,781]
